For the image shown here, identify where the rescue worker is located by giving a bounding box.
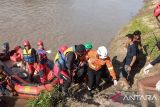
[138,41,160,107]
[22,40,37,82]
[84,42,93,52]
[53,44,86,96]
[0,42,10,61]
[73,42,93,83]
[36,40,48,83]
[86,46,117,97]
[72,42,93,84]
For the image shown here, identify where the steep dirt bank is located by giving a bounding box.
[65,0,160,107]
[1,1,159,107]
[109,0,160,89]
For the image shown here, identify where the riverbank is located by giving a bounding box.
[109,0,160,88]
[65,0,160,107]
[10,1,159,107]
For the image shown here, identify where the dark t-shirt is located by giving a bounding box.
[151,55,160,65]
[133,41,139,53]
[124,43,137,65]
[133,40,142,54]
[66,52,79,71]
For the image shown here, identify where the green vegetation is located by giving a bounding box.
[27,86,64,107]
[127,18,152,35]
[123,8,159,60]
[143,35,160,61]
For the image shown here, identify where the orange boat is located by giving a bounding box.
[0,60,59,98]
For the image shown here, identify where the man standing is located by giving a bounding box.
[22,40,37,82]
[123,34,137,87]
[36,40,48,83]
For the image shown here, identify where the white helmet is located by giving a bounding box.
[97,46,108,59]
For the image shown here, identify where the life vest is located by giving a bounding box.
[23,48,36,63]
[54,46,78,70]
[37,49,48,64]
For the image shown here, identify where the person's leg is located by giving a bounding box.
[60,70,71,96]
[95,70,102,89]
[119,65,130,89]
[53,64,60,78]
[87,68,95,97]
[38,64,47,83]
[27,63,35,81]
[75,66,87,83]
[138,73,160,107]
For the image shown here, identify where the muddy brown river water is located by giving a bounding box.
[0,0,143,57]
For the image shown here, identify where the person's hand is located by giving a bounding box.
[156,80,160,92]
[113,80,118,86]
[127,66,131,72]
[143,68,150,74]
[143,64,153,74]
[79,61,84,67]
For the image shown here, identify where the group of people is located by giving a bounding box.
[0,40,51,95]
[119,30,160,107]
[0,40,118,97]
[22,40,49,83]
[121,30,143,88]
[0,31,159,106]
[53,43,117,97]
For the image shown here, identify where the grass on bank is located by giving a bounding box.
[123,12,159,60]
[27,86,64,107]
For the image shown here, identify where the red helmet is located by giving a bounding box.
[23,40,30,46]
[154,3,160,17]
[37,40,44,46]
[58,45,68,53]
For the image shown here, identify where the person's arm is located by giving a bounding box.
[151,55,160,66]
[130,44,137,67]
[106,59,117,86]
[130,56,136,67]
[106,58,116,80]
[139,40,145,51]
[32,48,38,63]
[127,45,137,72]
[66,52,76,76]
[144,55,160,74]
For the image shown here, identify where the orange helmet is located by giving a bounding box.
[58,45,68,53]
[37,40,44,46]
[23,40,30,46]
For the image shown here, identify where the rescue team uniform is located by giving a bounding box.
[54,46,85,93]
[36,49,48,83]
[22,48,37,80]
[86,50,117,91]
[54,46,77,93]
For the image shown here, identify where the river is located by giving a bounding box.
[0,0,143,57]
